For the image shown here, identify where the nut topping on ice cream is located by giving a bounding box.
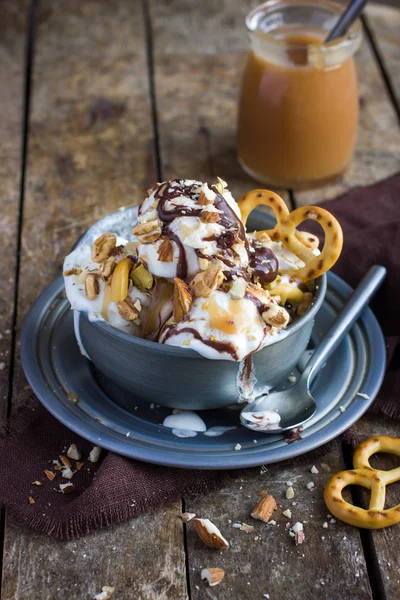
[63,178,343,361]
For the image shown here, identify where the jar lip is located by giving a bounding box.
[246,0,362,50]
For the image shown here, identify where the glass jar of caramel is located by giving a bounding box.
[237,0,362,189]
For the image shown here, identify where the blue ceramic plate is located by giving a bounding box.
[20,212,386,469]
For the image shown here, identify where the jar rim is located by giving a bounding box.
[246,0,362,52]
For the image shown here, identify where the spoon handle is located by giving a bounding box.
[304,265,386,386]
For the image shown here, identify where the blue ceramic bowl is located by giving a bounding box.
[71,206,327,411]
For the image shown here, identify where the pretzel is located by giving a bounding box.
[238,189,343,282]
[324,436,400,529]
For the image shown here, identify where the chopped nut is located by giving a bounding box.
[251,495,277,523]
[61,468,74,480]
[201,568,225,587]
[215,176,227,194]
[282,509,292,519]
[76,461,84,471]
[93,587,115,600]
[191,264,224,298]
[85,273,99,300]
[198,258,209,271]
[59,455,71,469]
[117,297,139,321]
[193,518,229,550]
[59,482,75,494]
[201,210,220,223]
[198,190,214,206]
[258,489,269,496]
[286,486,295,499]
[130,263,154,291]
[32,481,41,486]
[306,481,315,490]
[181,512,196,523]
[132,219,162,243]
[67,444,81,461]
[262,303,290,328]
[173,278,192,322]
[101,256,116,281]
[240,523,254,533]
[89,446,102,463]
[311,465,319,474]
[91,232,117,263]
[28,496,35,504]
[44,469,55,481]
[234,443,242,451]
[63,267,82,276]
[157,238,174,262]
[230,278,247,299]
[292,522,305,545]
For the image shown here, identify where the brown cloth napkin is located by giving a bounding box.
[0,173,399,540]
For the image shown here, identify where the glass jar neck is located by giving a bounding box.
[247,0,362,69]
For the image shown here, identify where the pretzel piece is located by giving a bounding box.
[275,206,343,281]
[324,436,400,529]
[238,189,290,228]
[237,190,343,282]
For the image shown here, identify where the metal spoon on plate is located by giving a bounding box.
[240,265,386,433]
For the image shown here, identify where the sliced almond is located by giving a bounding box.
[157,238,174,262]
[76,461,85,471]
[201,210,220,224]
[85,273,99,300]
[132,219,162,243]
[251,495,277,523]
[59,455,71,469]
[190,264,224,298]
[201,568,225,587]
[91,232,117,263]
[117,297,139,321]
[173,278,192,322]
[28,496,35,504]
[193,518,229,550]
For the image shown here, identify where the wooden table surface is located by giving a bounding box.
[1,1,400,598]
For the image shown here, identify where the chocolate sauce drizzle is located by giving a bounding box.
[249,244,278,286]
[163,326,239,360]
[156,180,203,223]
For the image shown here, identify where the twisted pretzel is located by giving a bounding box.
[238,190,343,282]
[324,436,400,529]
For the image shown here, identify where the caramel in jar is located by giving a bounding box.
[237,2,362,188]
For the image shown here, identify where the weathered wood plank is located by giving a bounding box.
[2,504,187,600]
[149,0,291,206]
[295,22,400,206]
[2,0,187,598]
[366,4,400,106]
[184,453,372,599]
[149,1,372,597]
[0,0,29,424]
[351,414,400,600]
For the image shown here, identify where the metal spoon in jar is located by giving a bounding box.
[240,265,386,434]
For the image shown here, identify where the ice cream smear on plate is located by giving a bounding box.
[64,178,343,403]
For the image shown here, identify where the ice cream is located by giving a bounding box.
[63,178,319,361]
